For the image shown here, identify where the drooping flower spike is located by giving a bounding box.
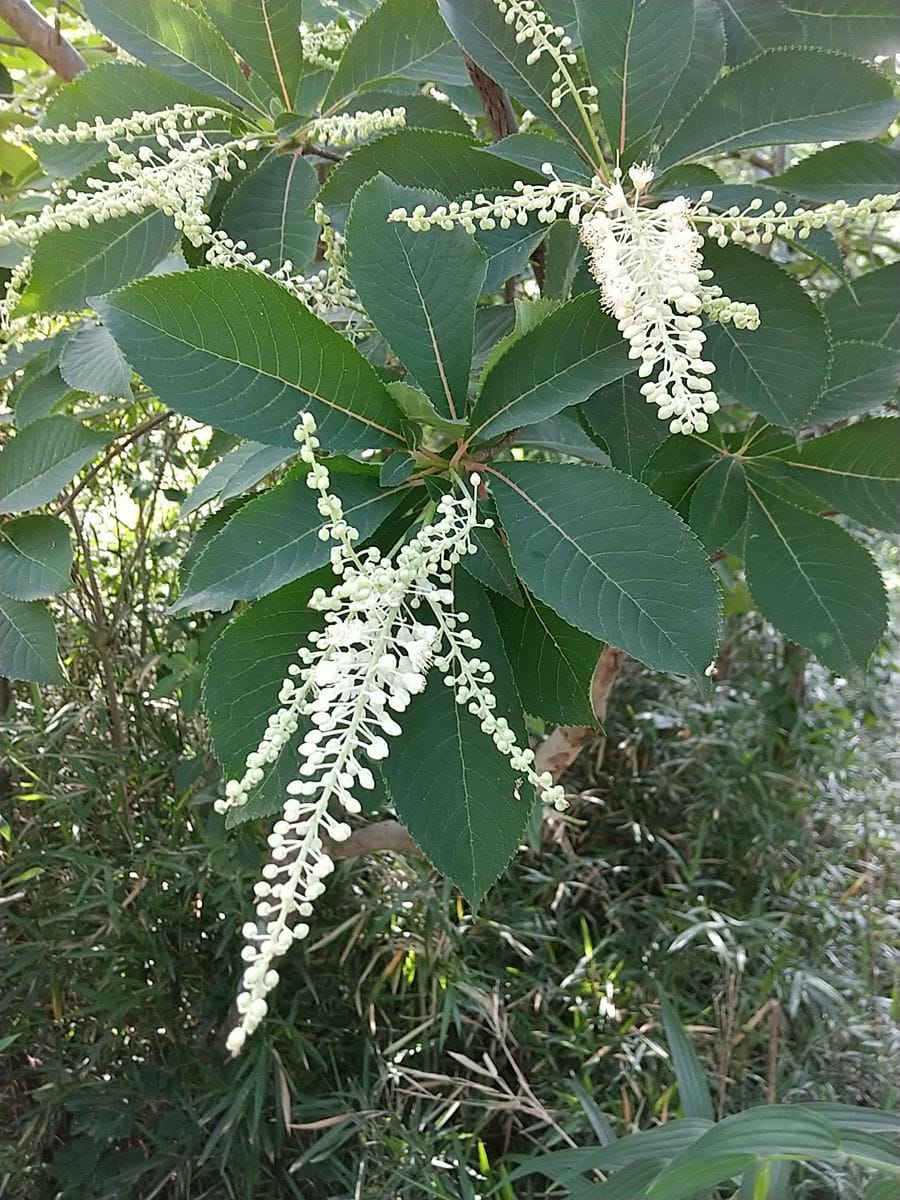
[223,414,566,1055]
[389,162,898,434]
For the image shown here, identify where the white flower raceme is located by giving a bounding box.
[389,162,899,434]
[223,415,566,1054]
[492,0,599,115]
[580,175,736,435]
[300,20,353,70]
[1,106,402,327]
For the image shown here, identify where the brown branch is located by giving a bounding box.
[464,53,518,142]
[56,411,171,513]
[0,0,86,80]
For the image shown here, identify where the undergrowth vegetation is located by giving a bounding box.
[2,569,897,1197]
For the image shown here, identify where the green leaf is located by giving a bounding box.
[0,516,73,600]
[58,324,133,400]
[581,375,670,478]
[174,471,402,611]
[516,412,610,464]
[642,435,719,515]
[203,571,331,827]
[472,294,634,442]
[806,341,900,425]
[490,462,720,677]
[715,0,805,63]
[657,48,898,168]
[657,991,716,1122]
[461,525,522,605]
[491,591,602,725]
[203,0,303,107]
[436,0,600,165]
[318,129,543,213]
[10,365,72,428]
[385,381,468,435]
[380,576,530,905]
[219,151,319,273]
[323,0,469,108]
[0,593,63,684]
[576,0,725,161]
[784,0,900,58]
[823,263,900,351]
[36,62,227,178]
[481,131,594,183]
[96,268,404,450]
[82,0,266,114]
[744,480,886,673]
[0,417,109,515]
[580,1159,668,1199]
[688,457,748,552]
[511,1121,713,1187]
[15,210,177,317]
[771,418,900,532]
[646,1106,843,1200]
[701,243,831,430]
[771,142,900,204]
[346,176,486,422]
[799,1104,900,1137]
[180,442,294,515]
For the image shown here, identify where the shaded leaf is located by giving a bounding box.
[0,593,63,684]
[96,268,404,450]
[688,457,747,551]
[59,324,133,399]
[381,575,530,904]
[472,294,634,442]
[0,417,109,515]
[702,243,831,430]
[203,571,331,826]
[437,0,600,166]
[744,480,886,673]
[0,516,73,600]
[219,152,319,274]
[37,62,226,178]
[805,341,900,425]
[203,0,303,107]
[581,374,670,478]
[823,263,900,351]
[576,0,725,160]
[346,177,486,421]
[490,462,720,677]
[771,141,900,204]
[180,442,294,515]
[772,418,900,532]
[324,0,468,108]
[15,211,177,316]
[658,49,898,168]
[175,471,403,611]
[82,0,266,113]
[491,590,602,725]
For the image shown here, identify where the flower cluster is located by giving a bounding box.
[300,20,353,70]
[222,414,566,1053]
[9,104,226,148]
[304,107,406,147]
[0,117,253,255]
[694,191,899,247]
[390,162,898,434]
[1,104,400,326]
[493,0,598,114]
[581,170,757,434]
